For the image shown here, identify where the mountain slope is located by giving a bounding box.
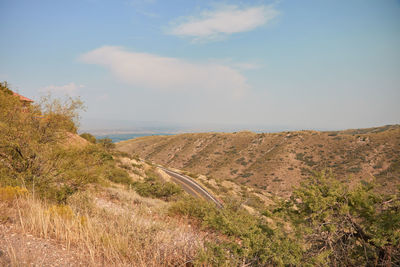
[116,125,400,196]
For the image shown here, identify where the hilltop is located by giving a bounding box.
[116,125,400,196]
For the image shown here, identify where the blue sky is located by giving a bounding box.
[1,0,399,132]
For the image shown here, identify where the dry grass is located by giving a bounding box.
[0,186,206,266]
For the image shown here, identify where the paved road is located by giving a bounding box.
[158,166,223,208]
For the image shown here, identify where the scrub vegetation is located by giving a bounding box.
[169,172,400,266]
[117,126,400,196]
[0,82,202,265]
[1,82,399,266]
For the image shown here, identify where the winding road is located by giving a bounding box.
[157,166,223,208]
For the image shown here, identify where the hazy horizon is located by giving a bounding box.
[1,0,399,131]
[80,117,398,136]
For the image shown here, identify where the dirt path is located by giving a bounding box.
[0,224,89,266]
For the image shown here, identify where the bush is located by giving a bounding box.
[169,195,216,220]
[296,152,304,161]
[171,172,400,266]
[170,196,302,266]
[106,167,132,185]
[80,133,97,144]
[272,171,400,266]
[0,82,129,203]
[0,186,28,201]
[97,138,115,150]
[133,178,182,200]
[132,168,182,200]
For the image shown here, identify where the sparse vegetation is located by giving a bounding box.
[0,83,201,265]
[1,81,399,266]
[117,126,400,196]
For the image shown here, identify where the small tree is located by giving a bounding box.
[0,82,128,203]
[97,138,115,150]
[274,171,400,266]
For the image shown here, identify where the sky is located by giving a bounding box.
[1,0,399,132]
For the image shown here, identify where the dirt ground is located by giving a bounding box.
[0,224,89,266]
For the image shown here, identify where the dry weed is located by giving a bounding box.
[0,186,204,266]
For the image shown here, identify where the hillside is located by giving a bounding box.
[0,83,216,265]
[1,81,399,266]
[0,156,210,266]
[116,125,400,196]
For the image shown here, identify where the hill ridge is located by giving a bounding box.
[116,125,400,196]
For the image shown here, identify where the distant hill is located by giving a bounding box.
[116,125,400,196]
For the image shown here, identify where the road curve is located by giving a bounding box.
[158,166,223,208]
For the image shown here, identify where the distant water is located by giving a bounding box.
[95,133,173,143]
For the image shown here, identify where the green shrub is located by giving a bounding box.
[105,167,131,185]
[97,138,115,150]
[133,178,182,200]
[348,166,362,173]
[132,169,182,200]
[0,82,129,203]
[131,162,143,169]
[170,196,302,266]
[296,152,304,160]
[272,171,400,266]
[169,196,216,219]
[80,132,97,143]
[173,172,400,266]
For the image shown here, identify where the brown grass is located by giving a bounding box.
[0,186,206,266]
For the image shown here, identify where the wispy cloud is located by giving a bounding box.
[41,82,84,96]
[80,46,249,97]
[168,5,278,41]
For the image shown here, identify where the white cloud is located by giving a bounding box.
[80,46,249,97]
[168,5,278,40]
[41,82,84,96]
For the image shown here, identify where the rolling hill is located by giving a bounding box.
[116,125,400,196]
